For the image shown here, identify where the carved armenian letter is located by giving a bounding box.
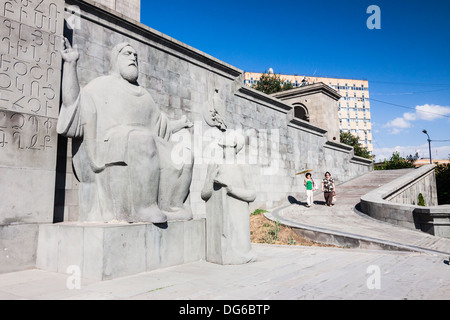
[0,0,64,224]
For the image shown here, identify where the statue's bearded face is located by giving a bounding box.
[117,46,139,83]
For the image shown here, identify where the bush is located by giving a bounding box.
[375,151,416,170]
[417,193,425,206]
[435,162,450,205]
[253,72,294,95]
[340,131,372,159]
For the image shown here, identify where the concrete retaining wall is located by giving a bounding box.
[386,168,438,207]
[361,165,450,237]
[414,206,450,238]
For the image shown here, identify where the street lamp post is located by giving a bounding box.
[422,130,432,164]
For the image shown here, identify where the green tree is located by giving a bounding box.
[417,193,426,206]
[375,151,416,170]
[435,162,450,205]
[340,131,372,159]
[406,152,420,163]
[253,72,294,95]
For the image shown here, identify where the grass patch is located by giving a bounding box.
[250,210,336,248]
[251,209,269,216]
[147,285,174,293]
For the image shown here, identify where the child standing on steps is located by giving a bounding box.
[304,173,316,207]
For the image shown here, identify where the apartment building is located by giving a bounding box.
[244,72,374,153]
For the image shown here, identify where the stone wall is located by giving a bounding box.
[386,169,438,207]
[271,83,342,143]
[0,0,373,274]
[360,165,440,230]
[92,0,140,21]
[0,0,65,273]
[54,0,374,221]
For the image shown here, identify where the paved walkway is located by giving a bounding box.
[268,170,450,256]
[0,245,449,300]
[1,169,450,301]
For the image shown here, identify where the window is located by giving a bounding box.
[293,104,309,121]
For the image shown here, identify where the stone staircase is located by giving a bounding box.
[266,170,450,256]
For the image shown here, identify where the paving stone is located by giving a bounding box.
[1,244,449,300]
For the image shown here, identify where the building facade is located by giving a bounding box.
[244,72,374,153]
[271,83,342,143]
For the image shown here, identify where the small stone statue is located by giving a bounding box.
[58,38,194,223]
[201,131,257,265]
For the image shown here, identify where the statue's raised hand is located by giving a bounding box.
[180,115,194,129]
[60,37,79,63]
[171,115,193,134]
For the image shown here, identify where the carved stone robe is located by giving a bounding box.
[57,75,189,222]
[201,162,257,265]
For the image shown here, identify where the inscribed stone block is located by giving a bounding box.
[0,0,64,228]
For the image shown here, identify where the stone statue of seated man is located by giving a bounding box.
[57,38,194,224]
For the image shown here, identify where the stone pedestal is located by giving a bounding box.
[36,220,205,281]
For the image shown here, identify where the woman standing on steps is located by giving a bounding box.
[322,172,336,207]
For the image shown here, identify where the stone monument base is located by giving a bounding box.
[0,224,40,274]
[36,220,205,281]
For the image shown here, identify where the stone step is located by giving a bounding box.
[267,170,450,256]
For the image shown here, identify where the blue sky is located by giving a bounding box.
[140,0,450,161]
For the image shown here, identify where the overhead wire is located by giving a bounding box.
[368,98,450,119]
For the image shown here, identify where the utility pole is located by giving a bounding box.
[422,130,432,164]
